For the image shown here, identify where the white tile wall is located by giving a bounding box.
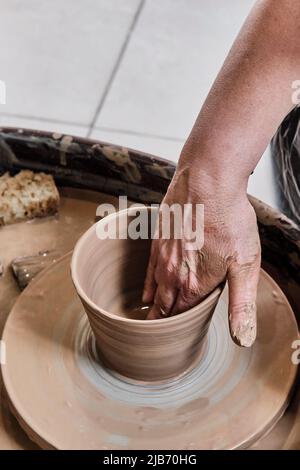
[96,0,256,139]
[0,115,88,137]
[0,0,279,208]
[0,0,140,123]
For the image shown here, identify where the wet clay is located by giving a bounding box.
[0,187,122,449]
[0,187,299,449]
[1,253,298,449]
[71,207,223,382]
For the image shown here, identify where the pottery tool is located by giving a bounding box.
[11,250,61,289]
[1,253,298,450]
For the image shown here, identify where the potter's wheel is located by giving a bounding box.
[1,254,298,449]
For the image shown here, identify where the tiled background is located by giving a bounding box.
[0,0,277,207]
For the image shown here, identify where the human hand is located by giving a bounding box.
[142,166,261,347]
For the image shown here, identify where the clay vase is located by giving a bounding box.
[71,206,222,382]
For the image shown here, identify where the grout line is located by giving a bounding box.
[0,111,185,143]
[87,0,146,138]
[92,126,185,143]
[0,112,87,128]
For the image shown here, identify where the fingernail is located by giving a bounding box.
[229,303,257,347]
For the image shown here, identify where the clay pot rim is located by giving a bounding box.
[71,207,222,325]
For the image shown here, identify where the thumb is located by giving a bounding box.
[227,259,260,347]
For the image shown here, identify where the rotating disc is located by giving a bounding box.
[1,253,298,449]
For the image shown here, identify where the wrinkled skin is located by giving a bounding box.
[143,167,261,347]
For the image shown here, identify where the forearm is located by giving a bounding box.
[178,0,300,194]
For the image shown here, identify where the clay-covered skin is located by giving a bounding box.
[229,302,256,348]
[144,167,261,349]
[144,0,300,346]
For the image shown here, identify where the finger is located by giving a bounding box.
[142,241,158,303]
[154,284,178,316]
[228,259,260,348]
[146,270,178,320]
[146,292,179,320]
[172,268,217,315]
[146,303,161,320]
[172,289,196,315]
